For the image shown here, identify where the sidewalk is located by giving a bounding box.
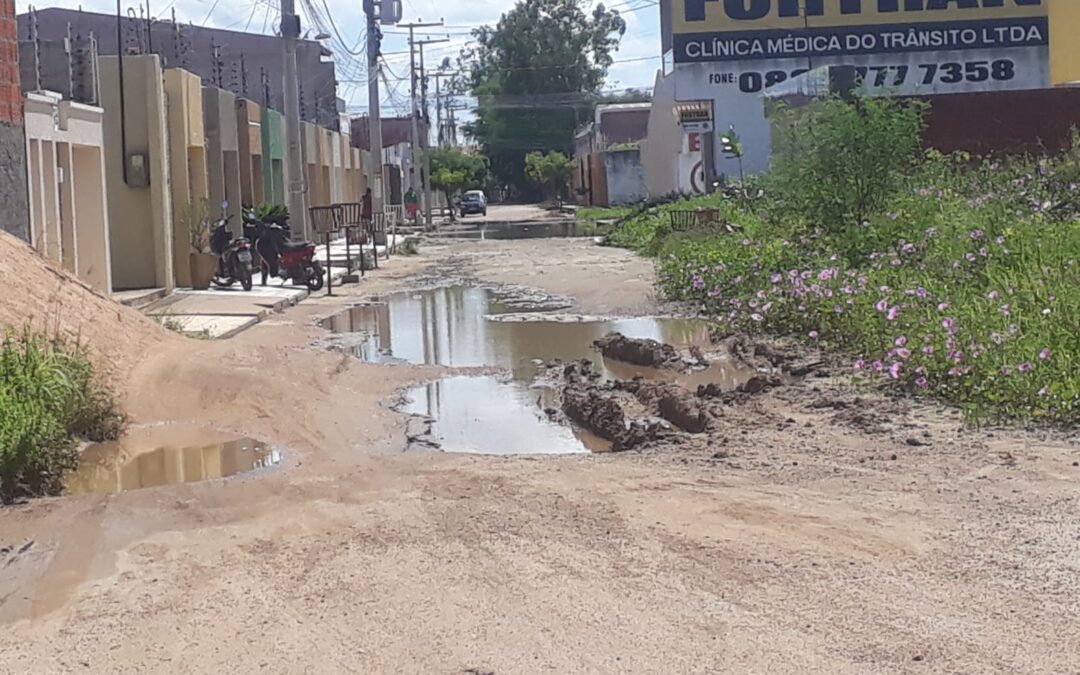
[141,233,412,339]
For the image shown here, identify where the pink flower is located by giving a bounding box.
[942,317,955,331]
[809,330,819,339]
[922,345,934,355]
[853,359,865,370]
[872,360,884,372]
[1018,362,1033,373]
[895,336,907,347]
[888,362,903,380]
[937,303,949,311]
[750,313,764,322]
[987,291,999,300]
[948,367,961,377]
[875,299,888,312]
[896,348,912,360]
[1039,348,1051,360]
[1038,386,1049,397]
[887,306,901,321]
[915,377,928,388]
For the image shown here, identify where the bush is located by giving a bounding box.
[0,330,122,503]
[767,95,926,245]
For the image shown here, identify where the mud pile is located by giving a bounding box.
[0,231,172,383]
[560,361,661,451]
[594,332,682,368]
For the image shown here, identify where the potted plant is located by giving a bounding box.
[189,212,216,290]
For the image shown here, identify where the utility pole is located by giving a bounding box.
[280,0,307,235]
[364,0,385,214]
[402,20,443,226]
[417,38,447,228]
[431,70,457,147]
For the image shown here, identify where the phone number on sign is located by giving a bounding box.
[720,59,1018,94]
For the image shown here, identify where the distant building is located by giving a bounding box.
[18,7,341,129]
[572,103,650,206]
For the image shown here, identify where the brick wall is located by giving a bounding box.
[0,0,29,241]
[0,0,20,125]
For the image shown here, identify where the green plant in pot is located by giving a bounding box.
[185,200,216,290]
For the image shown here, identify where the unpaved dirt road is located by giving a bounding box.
[2,236,1079,674]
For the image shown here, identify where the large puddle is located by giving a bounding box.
[66,425,281,495]
[321,286,752,455]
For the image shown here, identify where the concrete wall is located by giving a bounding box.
[603,148,647,206]
[164,68,208,287]
[236,98,263,207]
[203,86,242,226]
[99,54,173,291]
[23,90,112,292]
[0,0,29,240]
[643,70,684,198]
[20,8,341,129]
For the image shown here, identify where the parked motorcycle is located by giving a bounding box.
[209,215,254,291]
[255,223,324,292]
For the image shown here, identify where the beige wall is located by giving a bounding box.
[643,70,681,198]
[99,55,174,291]
[23,91,113,293]
[204,86,243,226]
[236,98,263,208]
[164,68,210,287]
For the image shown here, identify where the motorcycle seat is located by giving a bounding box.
[281,240,311,252]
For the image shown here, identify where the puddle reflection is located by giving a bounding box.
[402,376,604,455]
[67,425,280,495]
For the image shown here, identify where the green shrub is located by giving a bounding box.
[0,330,122,503]
[766,95,926,246]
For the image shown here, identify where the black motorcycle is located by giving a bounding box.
[209,216,254,291]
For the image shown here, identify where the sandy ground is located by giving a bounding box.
[1,236,1079,674]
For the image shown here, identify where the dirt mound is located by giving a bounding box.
[616,379,715,433]
[0,231,172,384]
[594,332,681,368]
[560,361,661,451]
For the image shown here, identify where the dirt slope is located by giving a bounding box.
[0,231,173,384]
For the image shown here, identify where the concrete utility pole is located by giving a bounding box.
[417,38,447,228]
[401,21,443,225]
[364,0,385,213]
[280,0,307,235]
[431,70,457,147]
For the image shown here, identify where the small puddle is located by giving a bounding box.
[435,221,604,240]
[66,425,280,495]
[321,286,754,455]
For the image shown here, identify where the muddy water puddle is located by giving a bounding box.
[66,425,281,495]
[402,376,611,454]
[322,286,752,455]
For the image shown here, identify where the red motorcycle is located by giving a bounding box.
[255,223,325,291]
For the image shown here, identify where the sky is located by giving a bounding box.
[18,0,664,117]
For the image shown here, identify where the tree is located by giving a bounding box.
[460,0,625,196]
[428,148,490,221]
[524,151,574,203]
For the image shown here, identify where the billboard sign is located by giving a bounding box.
[667,0,1051,174]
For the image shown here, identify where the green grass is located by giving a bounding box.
[575,205,635,222]
[0,329,122,503]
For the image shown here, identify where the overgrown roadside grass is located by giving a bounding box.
[0,329,122,503]
[607,95,1080,427]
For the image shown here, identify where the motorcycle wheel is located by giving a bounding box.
[306,263,325,291]
[239,264,253,292]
